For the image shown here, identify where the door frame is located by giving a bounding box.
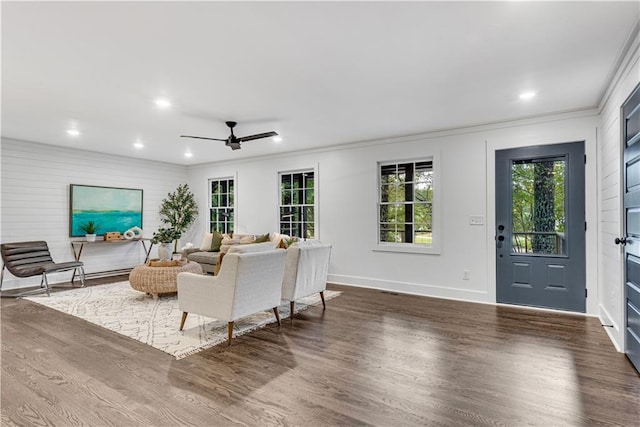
[485,122,599,314]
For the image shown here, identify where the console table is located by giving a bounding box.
[70,238,153,280]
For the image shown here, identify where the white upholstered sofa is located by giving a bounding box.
[185,232,290,274]
[177,242,286,345]
[282,240,332,318]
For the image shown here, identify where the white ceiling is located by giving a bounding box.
[2,1,639,165]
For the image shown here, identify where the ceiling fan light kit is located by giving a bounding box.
[181,121,278,151]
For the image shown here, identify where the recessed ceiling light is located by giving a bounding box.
[155,98,172,108]
[134,142,144,149]
[184,152,193,158]
[67,129,80,137]
[519,91,536,100]
[273,136,282,143]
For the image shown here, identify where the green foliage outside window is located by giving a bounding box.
[379,160,433,245]
[511,159,566,254]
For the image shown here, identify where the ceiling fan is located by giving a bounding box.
[180,121,278,151]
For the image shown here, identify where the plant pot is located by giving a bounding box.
[158,242,173,261]
[85,234,96,242]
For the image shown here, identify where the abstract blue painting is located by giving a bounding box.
[70,184,143,237]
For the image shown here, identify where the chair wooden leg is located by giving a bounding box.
[320,291,326,309]
[179,312,188,331]
[228,321,234,346]
[273,307,281,326]
[290,301,295,323]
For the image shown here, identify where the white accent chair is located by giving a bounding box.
[281,240,332,321]
[177,242,286,346]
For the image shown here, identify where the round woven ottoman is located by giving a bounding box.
[129,261,203,299]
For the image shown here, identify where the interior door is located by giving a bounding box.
[619,82,640,373]
[496,142,586,312]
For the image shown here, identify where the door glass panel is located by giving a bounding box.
[511,158,566,255]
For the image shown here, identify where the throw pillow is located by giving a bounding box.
[254,233,270,243]
[240,235,255,244]
[284,237,299,248]
[199,233,213,251]
[220,236,241,254]
[210,231,224,252]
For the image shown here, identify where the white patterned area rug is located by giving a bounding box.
[23,282,340,359]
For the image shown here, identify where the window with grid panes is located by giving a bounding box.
[279,171,315,239]
[379,160,433,245]
[209,178,234,233]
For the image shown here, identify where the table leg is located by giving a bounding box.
[70,242,84,283]
[141,240,153,263]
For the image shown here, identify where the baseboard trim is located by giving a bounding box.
[599,304,623,353]
[327,274,491,304]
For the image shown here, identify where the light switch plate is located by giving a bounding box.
[469,215,485,225]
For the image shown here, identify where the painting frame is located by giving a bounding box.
[69,184,143,237]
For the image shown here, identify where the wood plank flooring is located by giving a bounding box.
[2,277,640,426]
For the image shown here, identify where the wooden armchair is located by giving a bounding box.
[177,243,286,345]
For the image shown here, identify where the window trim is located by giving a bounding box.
[208,176,235,234]
[374,153,441,255]
[277,167,318,240]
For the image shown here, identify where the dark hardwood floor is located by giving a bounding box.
[2,276,640,426]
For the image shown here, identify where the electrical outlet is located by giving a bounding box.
[469,215,484,225]
[463,270,470,280]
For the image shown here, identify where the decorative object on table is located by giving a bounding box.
[158,184,198,252]
[78,220,100,242]
[23,281,340,359]
[69,184,143,237]
[123,226,143,240]
[146,259,187,268]
[104,231,123,241]
[151,227,182,261]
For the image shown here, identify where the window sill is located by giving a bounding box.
[373,244,440,255]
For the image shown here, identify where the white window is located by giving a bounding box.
[279,170,315,239]
[209,177,234,233]
[377,157,440,254]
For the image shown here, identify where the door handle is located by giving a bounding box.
[615,237,627,245]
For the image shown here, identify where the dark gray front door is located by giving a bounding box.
[620,82,640,373]
[496,142,586,312]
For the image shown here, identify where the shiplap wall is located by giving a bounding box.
[598,29,640,351]
[0,138,188,290]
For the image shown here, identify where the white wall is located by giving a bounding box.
[597,28,640,351]
[0,138,188,290]
[187,110,600,312]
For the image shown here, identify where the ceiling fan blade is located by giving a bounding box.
[228,142,242,150]
[180,135,227,142]
[237,131,278,142]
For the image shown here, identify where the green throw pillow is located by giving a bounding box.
[211,231,224,252]
[254,233,270,243]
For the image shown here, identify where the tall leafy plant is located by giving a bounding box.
[158,184,198,251]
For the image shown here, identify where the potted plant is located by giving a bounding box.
[151,227,182,261]
[79,221,100,242]
[158,184,198,252]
